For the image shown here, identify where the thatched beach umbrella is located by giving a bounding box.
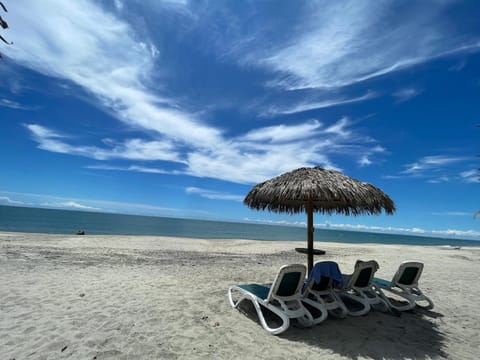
[244,167,395,273]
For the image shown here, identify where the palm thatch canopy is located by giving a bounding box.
[244,167,395,273]
[244,167,395,215]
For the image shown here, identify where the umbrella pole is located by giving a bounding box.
[307,196,314,274]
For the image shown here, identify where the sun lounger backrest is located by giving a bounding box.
[277,272,303,296]
[356,267,373,287]
[394,261,424,286]
[349,260,379,289]
[268,264,306,301]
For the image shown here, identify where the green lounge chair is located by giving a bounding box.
[228,264,327,335]
[303,261,348,318]
[373,261,434,311]
[339,260,390,316]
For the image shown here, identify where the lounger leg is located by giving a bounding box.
[228,286,290,335]
[376,286,416,311]
[406,287,434,310]
[340,290,371,316]
[301,298,328,325]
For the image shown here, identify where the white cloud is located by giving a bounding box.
[0,98,35,110]
[431,229,480,239]
[27,115,383,184]
[184,141,335,184]
[113,0,124,11]
[186,187,243,202]
[460,169,479,183]
[392,87,422,103]
[251,2,480,90]
[5,0,222,150]
[263,91,378,116]
[428,176,450,184]
[244,218,480,240]
[0,196,25,205]
[323,117,351,138]
[25,124,185,162]
[449,60,467,72]
[8,1,392,186]
[432,212,472,216]
[358,155,372,167]
[41,201,102,211]
[402,155,471,175]
[240,120,323,143]
[0,190,207,217]
[388,154,477,183]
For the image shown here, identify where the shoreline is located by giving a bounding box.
[2,205,479,245]
[1,228,479,247]
[1,231,480,359]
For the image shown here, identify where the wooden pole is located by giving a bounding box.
[307,196,314,274]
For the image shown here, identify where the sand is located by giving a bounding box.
[1,231,479,360]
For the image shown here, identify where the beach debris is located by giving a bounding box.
[76,229,85,235]
[79,293,85,297]
[61,345,68,352]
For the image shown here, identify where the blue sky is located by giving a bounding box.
[0,0,479,240]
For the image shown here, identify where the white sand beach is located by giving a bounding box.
[1,231,479,359]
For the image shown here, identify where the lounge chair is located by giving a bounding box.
[228,264,327,335]
[339,260,389,316]
[373,261,434,311]
[303,261,348,318]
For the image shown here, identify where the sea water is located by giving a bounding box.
[0,205,478,247]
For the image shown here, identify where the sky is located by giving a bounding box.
[0,0,479,240]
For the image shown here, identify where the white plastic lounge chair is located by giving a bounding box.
[373,261,434,311]
[228,264,327,335]
[339,260,389,316]
[303,261,348,318]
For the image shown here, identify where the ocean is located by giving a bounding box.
[0,205,478,247]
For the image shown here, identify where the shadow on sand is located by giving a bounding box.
[237,302,446,360]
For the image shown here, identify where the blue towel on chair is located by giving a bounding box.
[307,261,344,288]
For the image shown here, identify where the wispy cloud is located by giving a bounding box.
[186,187,243,202]
[8,1,391,185]
[460,169,479,183]
[86,164,175,175]
[27,116,383,184]
[239,120,323,143]
[245,218,480,240]
[0,196,26,205]
[386,154,477,183]
[0,190,208,217]
[432,211,473,217]
[392,87,422,103]
[2,2,334,185]
[0,98,36,110]
[358,155,372,167]
[402,155,471,175]
[449,60,467,72]
[41,201,102,211]
[247,2,480,90]
[6,0,222,149]
[26,124,185,163]
[263,91,377,116]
